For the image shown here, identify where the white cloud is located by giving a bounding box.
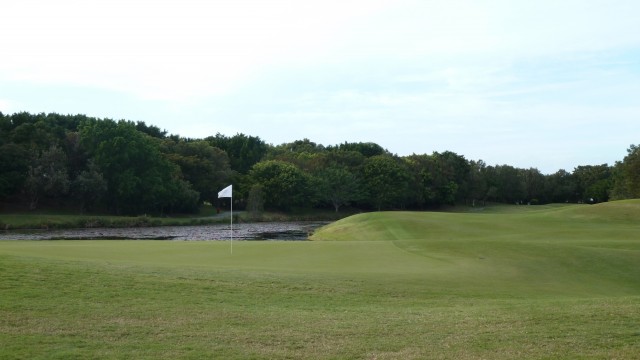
[0,0,395,101]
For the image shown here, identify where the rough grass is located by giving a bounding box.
[1,200,640,359]
[0,206,350,230]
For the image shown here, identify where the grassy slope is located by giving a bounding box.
[1,201,640,359]
[311,201,640,297]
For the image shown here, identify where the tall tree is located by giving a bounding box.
[485,165,526,204]
[573,164,611,203]
[404,154,439,208]
[207,133,268,174]
[544,169,576,203]
[404,152,470,207]
[315,165,363,212]
[79,119,198,214]
[335,142,387,158]
[520,168,546,204]
[71,160,107,213]
[266,139,329,173]
[467,160,488,207]
[24,146,70,210]
[135,121,167,138]
[624,145,640,197]
[0,143,29,200]
[610,144,640,199]
[248,160,313,211]
[163,139,232,205]
[430,151,471,205]
[361,155,410,210]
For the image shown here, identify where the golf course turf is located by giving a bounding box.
[1,201,639,359]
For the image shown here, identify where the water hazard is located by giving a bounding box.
[0,222,328,241]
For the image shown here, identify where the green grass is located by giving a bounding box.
[0,205,351,230]
[0,213,224,230]
[1,201,640,359]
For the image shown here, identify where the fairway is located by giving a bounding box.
[2,201,640,359]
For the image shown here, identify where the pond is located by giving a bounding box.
[0,222,328,241]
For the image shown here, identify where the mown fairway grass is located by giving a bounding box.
[1,201,640,359]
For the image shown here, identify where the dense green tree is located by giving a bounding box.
[325,149,366,169]
[8,112,80,151]
[467,160,488,207]
[24,146,70,210]
[248,160,313,211]
[266,139,330,174]
[0,143,30,200]
[207,133,268,174]
[163,139,232,205]
[0,112,10,144]
[6,111,33,127]
[334,142,387,158]
[135,121,167,138]
[272,138,325,155]
[0,111,635,213]
[404,152,470,207]
[544,169,576,203]
[63,131,88,179]
[79,119,198,214]
[315,165,363,212]
[71,160,107,213]
[404,154,439,208]
[573,164,611,203]
[623,145,640,197]
[431,151,471,204]
[610,145,640,199]
[520,168,546,204]
[361,155,410,210]
[165,176,200,213]
[11,122,37,146]
[485,165,526,204]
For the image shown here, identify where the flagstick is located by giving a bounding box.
[230,195,233,254]
[217,185,233,254]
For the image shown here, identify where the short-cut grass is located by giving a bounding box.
[1,201,640,359]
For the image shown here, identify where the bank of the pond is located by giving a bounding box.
[0,221,328,241]
[0,209,352,231]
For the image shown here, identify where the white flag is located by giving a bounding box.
[218,185,232,198]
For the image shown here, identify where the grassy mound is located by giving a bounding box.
[311,200,640,243]
[553,199,640,222]
[310,201,640,297]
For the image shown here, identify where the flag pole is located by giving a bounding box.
[217,185,234,254]
[230,193,233,254]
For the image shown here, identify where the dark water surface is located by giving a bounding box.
[0,222,328,241]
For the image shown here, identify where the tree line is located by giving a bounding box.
[1,112,639,215]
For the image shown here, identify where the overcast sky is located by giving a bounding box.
[1,0,639,173]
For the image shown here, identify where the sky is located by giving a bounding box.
[1,0,639,174]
